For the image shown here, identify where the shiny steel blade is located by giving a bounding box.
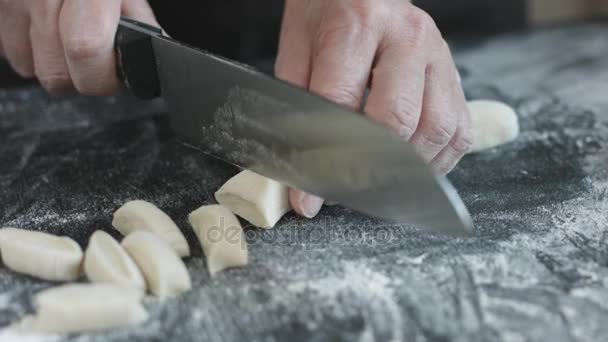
[151,37,473,235]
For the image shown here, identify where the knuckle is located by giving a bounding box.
[315,86,361,108]
[316,5,376,48]
[63,37,105,61]
[381,95,422,139]
[316,23,360,51]
[386,108,418,139]
[420,120,456,147]
[452,129,474,155]
[405,7,439,47]
[349,2,383,29]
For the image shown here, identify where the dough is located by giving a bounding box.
[84,230,146,292]
[215,170,291,228]
[19,283,147,333]
[0,228,82,281]
[112,200,190,257]
[467,100,520,153]
[122,231,191,298]
[188,205,248,275]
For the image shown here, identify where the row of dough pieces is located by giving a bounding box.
[1,201,259,334]
[1,174,286,335]
[1,100,519,334]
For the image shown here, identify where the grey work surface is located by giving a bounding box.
[1,23,608,342]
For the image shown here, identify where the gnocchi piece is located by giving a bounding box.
[188,205,248,275]
[0,228,82,281]
[112,200,190,257]
[122,231,191,298]
[84,230,146,292]
[215,170,291,228]
[19,283,147,333]
[467,100,520,153]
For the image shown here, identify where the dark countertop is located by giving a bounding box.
[1,23,608,341]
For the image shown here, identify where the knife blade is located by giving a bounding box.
[114,18,473,235]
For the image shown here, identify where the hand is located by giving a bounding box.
[275,0,473,218]
[0,0,159,95]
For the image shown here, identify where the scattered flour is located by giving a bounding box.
[0,328,60,342]
[288,262,403,342]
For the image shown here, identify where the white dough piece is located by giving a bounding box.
[112,200,190,257]
[0,228,83,281]
[188,205,248,275]
[19,283,147,333]
[84,230,146,292]
[467,100,520,153]
[215,170,291,228]
[122,231,191,298]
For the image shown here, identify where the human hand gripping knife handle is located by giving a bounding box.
[114,17,474,236]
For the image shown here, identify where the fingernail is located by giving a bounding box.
[300,193,324,218]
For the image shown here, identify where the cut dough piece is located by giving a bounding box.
[84,230,146,293]
[122,231,191,298]
[467,100,520,153]
[188,205,248,275]
[112,200,190,257]
[0,228,82,281]
[215,170,291,228]
[19,283,147,333]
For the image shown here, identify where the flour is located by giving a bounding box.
[0,329,60,342]
[287,262,403,342]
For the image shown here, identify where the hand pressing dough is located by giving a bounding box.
[19,283,147,333]
[0,228,83,281]
[467,100,520,153]
[122,231,191,298]
[112,200,190,257]
[188,205,248,275]
[84,230,146,292]
[215,170,291,228]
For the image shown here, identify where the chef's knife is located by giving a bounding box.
[114,18,473,235]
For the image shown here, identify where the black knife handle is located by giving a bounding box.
[115,17,163,99]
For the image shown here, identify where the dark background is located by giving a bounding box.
[148,0,527,63]
[0,0,527,87]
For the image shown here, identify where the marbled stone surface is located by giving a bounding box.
[1,23,608,341]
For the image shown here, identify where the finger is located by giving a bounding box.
[407,42,459,163]
[0,3,35,77]
[291,17,379,218]
[276,2,318,217]
[364,44,425,141]
[308,22,377,110]
[29,0,74,95]
[289,189,324,219]
[121,0,160,27]
[59,0,123,95]
[274,0,312,88]
[430,103,473,174]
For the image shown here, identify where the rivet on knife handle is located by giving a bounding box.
[115,17,163,99]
